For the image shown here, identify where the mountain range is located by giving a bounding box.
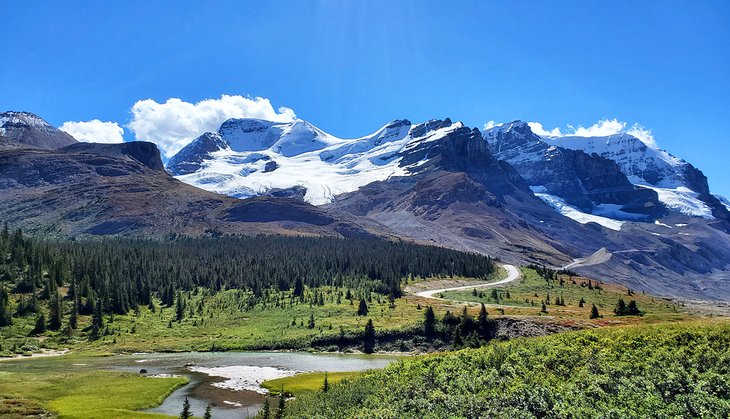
[1,111,729,300]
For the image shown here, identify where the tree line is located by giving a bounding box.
[0,225,495,332]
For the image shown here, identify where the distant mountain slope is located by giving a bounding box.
[0,111,77,149]
[0,141,383,239]
[482,121,665,226]
[545,131,729,220]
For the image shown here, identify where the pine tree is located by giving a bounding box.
[48,293,63,331]
[614,298,627,316]
[357,298,369,316]
[179,397,191,419]
[477,303,488,336]
[307,313,315,329]
[0,287,12,327]
[261,398,271,419]
[203,403,212,419]
[31,313,46,335]
[627,300,641,316]
[541,302,547,313]
[578,297,585,308]
[275,390,285,419]
[322,372,329,393]
[423,306,436,337]
[175,291,185,322]
[590,304,600,319]
[363,319,375,354]
[293,278,304,297]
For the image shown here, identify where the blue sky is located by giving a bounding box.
[2,0,729,196]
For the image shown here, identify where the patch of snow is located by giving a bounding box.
[175,118,460,205]
[638,185,714,219]
[714,194,730,212]
[189,365,299,393]
[675,223,688,227]
[529,185,548,193]
[533,193,625,231]
[654,220,673,228]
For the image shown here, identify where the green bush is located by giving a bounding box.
[286,321,730,418]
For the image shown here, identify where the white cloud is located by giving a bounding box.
[127,95,296,157]
[568,118,626,137]
[522,118,658,148]
[59,120,125,144]
[626,124,657,147]
[483,120,503,130]
[527,122,562,137]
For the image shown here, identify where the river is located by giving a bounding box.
[92,351,399,418]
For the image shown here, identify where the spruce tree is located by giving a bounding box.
[31,313,46,335]
[275,390,285,419]
[261,398,271,419]
[357,298,369,316]
[363,319,375,354]
[322,372,329,393]
[48,293,63,331]
[614,298,627,316]
[175,291,185,322]
[0,287,12,327]
[203,404,212,419]
[307,313,315,329]
[478,303,489,336]
[590,304,600,319]
[627,300,641,316]
[579,297,585,308]
[180,397,191,419]
[423,306,436,337]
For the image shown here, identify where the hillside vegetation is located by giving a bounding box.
[285,321,730,418]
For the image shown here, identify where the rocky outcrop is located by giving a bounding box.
[167,132,229,175]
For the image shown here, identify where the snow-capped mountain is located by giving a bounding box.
[0,111,77,149]
[482,121,664,231]
[544,132,726,220]
[168,118,463,205]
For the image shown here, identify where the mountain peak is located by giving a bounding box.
[0,110,77,149]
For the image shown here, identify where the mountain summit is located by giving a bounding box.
[0,111,77,149]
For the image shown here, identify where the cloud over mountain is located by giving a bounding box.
[127,95,296,157]
[59,119,125,144]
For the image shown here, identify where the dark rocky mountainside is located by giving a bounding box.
[0,141,384,239]
[0,111,77,149]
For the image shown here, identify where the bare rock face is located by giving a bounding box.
[0,111,77,149]
[167,132,230,175]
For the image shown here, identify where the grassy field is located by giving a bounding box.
[0,268,701,358]
[432,267,691,324]
[0,355,186,418]
[0,286,428,356]
[261,371,361,396]
[285,319,730,418]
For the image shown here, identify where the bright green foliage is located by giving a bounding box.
[285,321,730,418]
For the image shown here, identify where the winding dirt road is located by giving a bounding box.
[415,264,521,299]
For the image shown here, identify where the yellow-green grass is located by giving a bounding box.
[1,286,427,355]
[0,357,186,418]
[436,267,693,324]
[261,371,362,396]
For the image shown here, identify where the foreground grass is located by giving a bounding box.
[261,371,361,396]
[0,358,186,418]
[286,320,730,418]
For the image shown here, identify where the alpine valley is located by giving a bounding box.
[2,111,729,301]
